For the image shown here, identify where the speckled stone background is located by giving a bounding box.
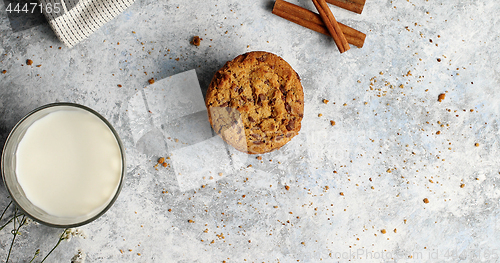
[1,0,500,262]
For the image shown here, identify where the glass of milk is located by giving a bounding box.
[1,103,125,227]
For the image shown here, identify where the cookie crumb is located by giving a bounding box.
[256,156,262,160]
[381,229,386,234]
[191,36,201,46]
[1,70,6,74]
[188,219,195,223]
[117,84,122,87]
[26,59,33,65]
[323,99,329,104]
[423,198,429,203]
[330,120,336,126]
[393,228,397,233]
[460,184,465,188]
[285,185,290,191]
[148,78,155,84]
[318,113,323,117]
[436,131,441,135]
[437,93,445,102]
[158,157,165,164]
[474,143,479,147]
[339,192,344,196]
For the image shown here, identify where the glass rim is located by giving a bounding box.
[1,102,126,228]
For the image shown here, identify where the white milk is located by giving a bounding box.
[15,108,122,218]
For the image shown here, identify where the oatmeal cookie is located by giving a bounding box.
[206,51,304,154]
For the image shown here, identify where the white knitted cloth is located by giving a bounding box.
[40,0,135,48]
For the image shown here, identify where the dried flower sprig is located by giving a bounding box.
[6,207,27,263]
[71,249,86,263]
[39,228,69,263]
[0,201,12,221]
[29,249,41,263]
[39,228,87,262]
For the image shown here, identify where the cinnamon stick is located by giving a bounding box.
[312,0,350,53]
[273,0,365,48]
[325,0,365,14]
